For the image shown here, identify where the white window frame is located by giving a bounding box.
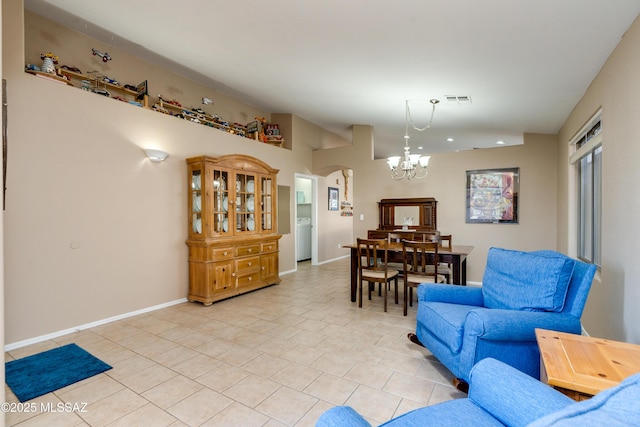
[570,110,602,267]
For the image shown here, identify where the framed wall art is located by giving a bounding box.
[466,167,519,224]
[328,187,339,211]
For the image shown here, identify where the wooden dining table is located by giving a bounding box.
[344,242,474,303]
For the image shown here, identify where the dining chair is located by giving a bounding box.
[402,240,446,316]
[433,234,453,283]
[356,238,399,312]
[387,232,414,277]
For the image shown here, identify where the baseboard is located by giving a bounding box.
[316,254,350,265]
[5,298,188,352]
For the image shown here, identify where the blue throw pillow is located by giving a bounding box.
[482,248,575,312]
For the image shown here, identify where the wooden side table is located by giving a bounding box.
[535,328,640,401]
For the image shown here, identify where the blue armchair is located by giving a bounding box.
[413,247,596,383]
[316,358,640,427]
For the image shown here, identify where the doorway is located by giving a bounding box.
[295,174,317,265]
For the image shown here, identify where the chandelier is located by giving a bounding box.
[387,99,439,180]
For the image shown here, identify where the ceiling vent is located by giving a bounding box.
[445,95,472,105]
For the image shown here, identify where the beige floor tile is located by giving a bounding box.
[383,371,436,404]
[79,388,148,426]
[4,259,467,427]
[141,375,203,409]
[344,362,394,390]
[222,374,281,407]
[270,363,322,391]
[242,352,292,378]
[195,362,250,392]
[310,353,356,377]
[106,402,177,426]
[56,374,124,405]
[200,402,270,427]
[256,386,318,425]
[294,400,335,427]
[345,385,402,424]
[116,362,177,394]
[167,387,234,426]
[254,336,299,356]
[303,373,358,406]
[105,354,157,382]
[281,344,325,366]
[10,410,86,427]
[150,344,201,368]
[215,343,261,367]
[171,353,222,379]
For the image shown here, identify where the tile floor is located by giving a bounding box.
[5,259,465,426]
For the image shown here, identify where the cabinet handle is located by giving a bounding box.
[248,262,252,266]
[248,277,252,281]
[232,272,236,277]
[248,248,252,252]
[261,266,265,270]
[223,251,228,256]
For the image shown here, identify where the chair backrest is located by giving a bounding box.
[439,234,452,249]
[356,238,389,272]
[531,250,597,318]
[402,240,439,279]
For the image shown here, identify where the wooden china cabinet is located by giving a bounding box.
[186,154,281,306]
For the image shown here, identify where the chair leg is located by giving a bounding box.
[453,378,469,393]
[358,280,363,308]
[394,278,399,304]
[409,287,413,307]
[368,282,373,300]
[403,283,409,316]
[407,333,424,347]
[383,280,388,312]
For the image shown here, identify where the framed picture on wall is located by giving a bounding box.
[466,167,519,223]
[328,187,339,211]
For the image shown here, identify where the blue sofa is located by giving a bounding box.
[413,248,596,383]
[316,358,640,427]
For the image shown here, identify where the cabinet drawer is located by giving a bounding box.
[212,247,234,260]
[236,271,260,287]
[261,241,278,252]
[236,245,260,257]
[235,256,260,272]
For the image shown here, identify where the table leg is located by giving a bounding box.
[451,255,468,285]
[350,247,357,302]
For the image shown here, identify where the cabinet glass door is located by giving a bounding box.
[212,169,229,234]
[191,168,203,235]
[261,176,274,232]
[235,172,257,232]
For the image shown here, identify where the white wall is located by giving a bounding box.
[313,126,560,284]
[556,14,640,343]
[3,2,350,344]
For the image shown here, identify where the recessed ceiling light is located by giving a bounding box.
[447,138,454,142]
[417,146,423,150]
[496,140,505,145]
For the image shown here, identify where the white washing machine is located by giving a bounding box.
[296,217,312,261]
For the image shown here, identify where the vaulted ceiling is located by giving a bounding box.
[25,0,640,157]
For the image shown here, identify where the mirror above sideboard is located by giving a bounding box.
[378,197,437,231]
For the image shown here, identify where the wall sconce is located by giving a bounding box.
[144,149,169,163]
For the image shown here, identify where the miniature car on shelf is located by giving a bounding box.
[102,76,120,86]
[61,65,82,73]
[92,88,110,97]
[91,48,111,62]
